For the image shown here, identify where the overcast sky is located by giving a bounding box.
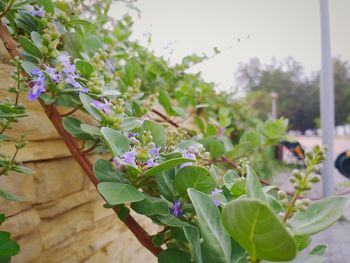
[110,0,350,91]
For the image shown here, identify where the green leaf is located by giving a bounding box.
[38,0,55,13]
[188,189,231,263]
[62,117,94,140]
[289,196,348,236]
[125,59,142,85]
[174,166,217,196]
[239,131,261,147]
[63,32,83,58]
[0,135,13,141]
[156,171,175,202]
[245,165,266,203]
[310,245,327,256]
[0,214,5,225]
[18,36,42,59]
[223,170,240,190]
[0,190,25,201]
[156,214,189,227]
[141,120,167,147]
[131,195,169,216]
[143,158,196,178]
[118,117,142,131]
[230,178,246,197]
[101,127,130,156]
[175,140,203,151]
[159,90,179,116]
[21,61,37,75]
[201,137,224,158]
[0,231,20,258]
[80,124,101,136]
[222,198,297,261]
[12,165,33,174]
[266,194,283,214]
[75,59,94,76]
[97,182,144,205]
[183,226,203,263]
[79,93,103,121]
[158,248,191,263]
[30,31,43,47]
[262,253,326,263]
[93,159,128,183]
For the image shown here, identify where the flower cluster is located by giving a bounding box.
[26,5,45,17]
[91,99,112,114]
[170,200,183,217]
[28,54,87,100]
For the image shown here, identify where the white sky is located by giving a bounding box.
[109,0,350,91]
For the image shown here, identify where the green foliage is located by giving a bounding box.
[0,2,347,262]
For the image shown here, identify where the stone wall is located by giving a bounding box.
[0,56,157,262]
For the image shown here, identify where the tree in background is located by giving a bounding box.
[236,57,350,132]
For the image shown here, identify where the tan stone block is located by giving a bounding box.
[1,139,71,162]
[90,199,114,221]
[34,158,85,202]
[0,164,36,216]
[39,203,95,249]
[35,188,98,218]
[34,215,123,263]
[0,209,40,237]
[12,230,43,263]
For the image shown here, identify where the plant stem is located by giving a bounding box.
[282,189,300,222]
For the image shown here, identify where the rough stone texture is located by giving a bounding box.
[34,158,85,203]
[0,59,157,262]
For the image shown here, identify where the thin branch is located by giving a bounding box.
[152,108,179,128]
[0,21,162,257]
[60,108,78,117]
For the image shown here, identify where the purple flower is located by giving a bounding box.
[209,188,223,207]
[145,159,157,168]
[28,68,46,101]
[148,146,161,158]
[121,150,137,167]
[26,6,45,17]
[112,158,122,168]
[58,54,76,75]
[170,200,183,217]
[182,152,196,160]
[128,132,138,139]
[65,75,87,92]
[105,60,115,73]
[45,66,60,83]
[91,100,112,114]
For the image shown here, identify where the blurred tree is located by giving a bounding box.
[236,57,350,132]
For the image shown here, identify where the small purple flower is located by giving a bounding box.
[182,152,196,160]
[121,150,137,167]
[112,158,122,168]
[65,75,87,92]
[28,68,46,101]
[105,60,115,73]
[45,66,60,83]
[170,200,183,217]
[145,159,157,168]
[91,100,112,114]
[58,54,76,75]
[26,6,45,17]
[148,146,161,158]
[209,188,223,207]
[128,132,138,139]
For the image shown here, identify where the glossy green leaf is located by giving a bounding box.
[222,198,297,261]
[188,189,231,263]
[143,158,196,178]
[158,248,191,263]
[75,59,94,76]
[93,159,128,183]
[174,166,217,196]
[62,117,94,140]
[245,165,266,203]
[131,195,169,216]
[0,231,20,258]
[101,127,130,156]
[141,120,167,147]
[18,36,42,59]
[289,196,348,236]
[97,182,144,205]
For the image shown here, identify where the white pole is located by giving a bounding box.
[319,0,335,196]
[270,92,278,120]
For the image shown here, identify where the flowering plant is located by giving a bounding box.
[0,1,348,263]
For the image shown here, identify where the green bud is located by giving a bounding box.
[43,33,51,42]
[40,46,49,54]
[309,174,321,183]
[277,190,287,200]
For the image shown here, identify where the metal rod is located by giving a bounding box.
[319,0,335,196]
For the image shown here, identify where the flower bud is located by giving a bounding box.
[309,174,321,183]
